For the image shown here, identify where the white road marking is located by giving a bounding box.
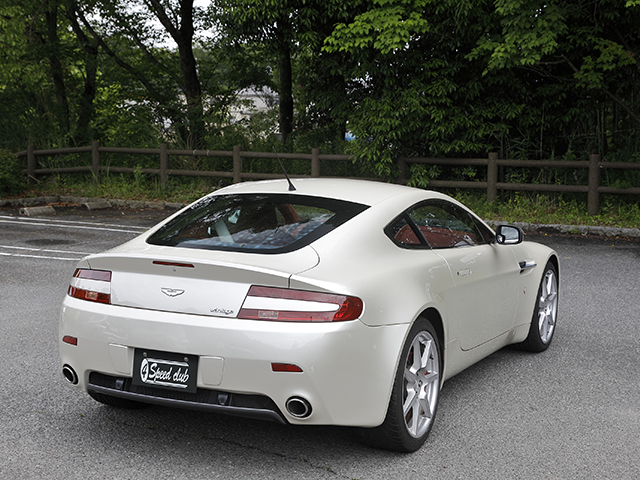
[0,214,148,261]
[0,245,93,255]
[0,252,81,261]
[8,214,149,229]
[0,215,147,234]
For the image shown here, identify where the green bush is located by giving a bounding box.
[0,150,27,197]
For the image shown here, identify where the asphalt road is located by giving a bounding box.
[1,206,639,479]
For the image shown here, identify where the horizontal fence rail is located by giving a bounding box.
[15,142,640,215]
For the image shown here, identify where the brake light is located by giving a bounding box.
[238,286,363,322]
[152,261,195,268]
[68,268,112,304]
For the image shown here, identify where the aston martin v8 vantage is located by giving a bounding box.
[59,178,559,452]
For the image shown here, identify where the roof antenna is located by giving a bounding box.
[272,147,296,191]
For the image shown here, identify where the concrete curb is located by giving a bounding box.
[19,205,57,216]
[1,196,638,238]
[83,200,112,210]
[487,221,640,239]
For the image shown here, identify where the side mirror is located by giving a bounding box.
[495,225,524,245]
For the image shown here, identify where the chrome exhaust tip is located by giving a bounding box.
[62,365,78,385]
[285,396,312,419]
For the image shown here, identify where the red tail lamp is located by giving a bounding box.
[238,286,363,323]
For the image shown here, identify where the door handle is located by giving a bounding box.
[519,260,537,271]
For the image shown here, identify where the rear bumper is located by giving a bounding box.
[59,296,409,427]
[87,371,287,423]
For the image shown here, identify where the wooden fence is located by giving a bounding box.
[16,141,640,215]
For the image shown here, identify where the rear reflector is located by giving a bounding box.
[271,363,303,373]
[238,286,363,322]
[62,335,78,346]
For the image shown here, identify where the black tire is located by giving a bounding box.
[88,390,148,409]
[519,261,559,353]
[360,318,442,452]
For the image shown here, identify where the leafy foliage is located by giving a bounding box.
[0,150,27,196]
[324,0,514,180]
[323,0,640,185]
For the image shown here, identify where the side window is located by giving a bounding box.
[386,200,491,249]
[386,215,424,247]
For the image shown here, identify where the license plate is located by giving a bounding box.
[132,349,198,393]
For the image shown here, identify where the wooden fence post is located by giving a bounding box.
[91,140,101,183]
[27,145,36,184]
[487,152,498,203]
[311,148,320,177]
[588,153,601,216]
[160,143,168,189]
[233,145,242,183]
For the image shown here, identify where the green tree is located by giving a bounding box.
[70,0,208,148]
[217,0,359,147]
[324,0,516,179]
[0,0,96,148]
[324,0,640,181]
[469,0,640,155]
[291,2,369,151]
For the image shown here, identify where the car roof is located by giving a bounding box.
[213,178,443,206]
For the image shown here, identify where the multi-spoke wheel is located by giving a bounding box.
[402,329,440,439]
[362,318,441,452]
[521,261,559,352]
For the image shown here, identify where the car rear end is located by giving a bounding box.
[59,183,410,427]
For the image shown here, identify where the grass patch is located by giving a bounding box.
[453,190,640,229]
[19,172,225,205]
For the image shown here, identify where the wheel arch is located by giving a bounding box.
[517,251,560,352]
[547,254,560,283]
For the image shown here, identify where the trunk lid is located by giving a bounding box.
[85,245,319,318]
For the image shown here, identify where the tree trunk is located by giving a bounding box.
[147,0,205,148]
[45,2,71,140]
[66,1,98,145]
[176,0,205,149]
[277,20,293,146]
[74,39,98,146]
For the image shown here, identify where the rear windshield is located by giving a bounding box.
[147,194,369,253]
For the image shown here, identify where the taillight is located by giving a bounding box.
[238,286,363,322]
[68,268,112,304]
[73,269,112,281]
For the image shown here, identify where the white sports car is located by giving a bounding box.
[59,178,559,452]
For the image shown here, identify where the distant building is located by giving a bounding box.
[229,87,278,122]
